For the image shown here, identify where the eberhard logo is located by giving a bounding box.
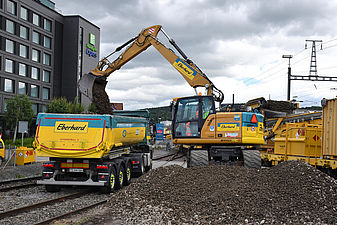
[173,58,196,80]
[54,121,88,133]
[218,123,240,131]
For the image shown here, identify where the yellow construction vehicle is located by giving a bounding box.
[79,25,264,168]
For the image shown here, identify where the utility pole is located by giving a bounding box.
[305,40,322,76]
[282,55,293,101]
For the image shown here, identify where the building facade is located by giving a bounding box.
[0,0,100,114]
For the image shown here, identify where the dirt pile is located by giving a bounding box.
[92,81,113,114]
[86,161,337,224]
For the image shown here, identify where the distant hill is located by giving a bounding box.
[145,106,171,125]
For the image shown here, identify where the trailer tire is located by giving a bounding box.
[0,157,3,165]
[243,150,261,169]
[134,160,145,178]
[188,150,209,168]
[115,163,125,190]
[123,161,132,186]
[45,185,61,192]
[100,166,116,194]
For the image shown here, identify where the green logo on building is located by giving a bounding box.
[89,33,95,46]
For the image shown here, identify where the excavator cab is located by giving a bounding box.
[172,96,215,138]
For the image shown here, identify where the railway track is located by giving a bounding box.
[0,175,41,192]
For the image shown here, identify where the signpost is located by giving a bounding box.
[156,123,164,143]
[18,121,28,147]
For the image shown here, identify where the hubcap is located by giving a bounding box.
[119,170,123,184]
[127,168,131,181]
[110,174,115,190]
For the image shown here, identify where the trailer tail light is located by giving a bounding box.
[43,163,54,168]
[97,165,109,169]
[251,114,258,123]
[132,161,140,165]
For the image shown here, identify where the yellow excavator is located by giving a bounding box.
[79,25,264,168]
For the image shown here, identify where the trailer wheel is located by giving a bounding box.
[0,157,3,165]
[134,160,145,178]
[187,150,209,168]
[45,185,61,192]
[115,163,125,190]
[100,166,116,194]
[123,161,132,186]
[242,150,261,169]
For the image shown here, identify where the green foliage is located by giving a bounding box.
[46,97,84,114]
[4,95,35,129]
[145,106,171,125]
[5,137,34,147]
[88,103,97,114]
[68,97,84,114]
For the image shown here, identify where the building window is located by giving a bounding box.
[32,49,40,62]
[20,6,28,20]
[6,0,16,15]
[19,63,27,76]
[18,82,27,95]
[19,26,28,39]
[42,87,49,100]
[31,66,40,80]
[5,39,14,53]
[32,103,38,115]
[43,53,51,66]
[32,31,40,44]
[43,36,51,48]
[4,79,14,93]
[43,70,50,82]
[19,44,28,58]
[6,20,15,34]
[41,105,47,113]
[31,85,39,97]
[5,59,14,73]
[33,13,40,26]
[43,18,51,32]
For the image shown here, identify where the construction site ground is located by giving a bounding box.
[53,160,337,225]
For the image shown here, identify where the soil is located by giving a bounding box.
[265,100,295,113]
[82,161,337,224]
[92,79,113,114]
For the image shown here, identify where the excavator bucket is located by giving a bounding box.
[78,73,107,100]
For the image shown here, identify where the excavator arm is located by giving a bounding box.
[78,25,224,109]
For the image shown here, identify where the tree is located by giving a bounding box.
[46,97,85,114]
[4,95,35,143]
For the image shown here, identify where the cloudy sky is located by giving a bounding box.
[54,0,337,109]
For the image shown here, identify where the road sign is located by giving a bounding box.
[18,121,28,133]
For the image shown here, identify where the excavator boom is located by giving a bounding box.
[78,25,224,108]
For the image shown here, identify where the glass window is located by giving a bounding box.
[43,19,51,32]
[20,6,28,20]
[4,79,14,93]
[43,36,51,48]
[41,105,47,113]
[5,39,14,53]
[32,49,40,62]
[19,44,28,58]
[5,59,14,73]
[32,103,38,115]
[43,70,50,82]
[6,0,16,15]
[19,63,27,76]
[31,67,40,80]
[30,85,39,97]
[33,13,40,26]
[6,20,14,34]
[43,53,51,66]
[19,26,28,39]
[42,87,49,100]
[18,82,27,95]
[174,97,200,137]
[32,31,40,44]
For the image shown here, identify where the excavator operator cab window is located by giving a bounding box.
[173,96,215,138]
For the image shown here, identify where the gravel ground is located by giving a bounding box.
[73,161,337,225]
[0,163,42,181]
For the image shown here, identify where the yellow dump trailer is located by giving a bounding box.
[34,113,152,193]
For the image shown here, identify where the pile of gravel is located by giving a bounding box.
[84,161,337,224]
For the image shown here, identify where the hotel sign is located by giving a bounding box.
[86,33,97,58]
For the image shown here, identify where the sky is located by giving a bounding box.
[53,0,337,110]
